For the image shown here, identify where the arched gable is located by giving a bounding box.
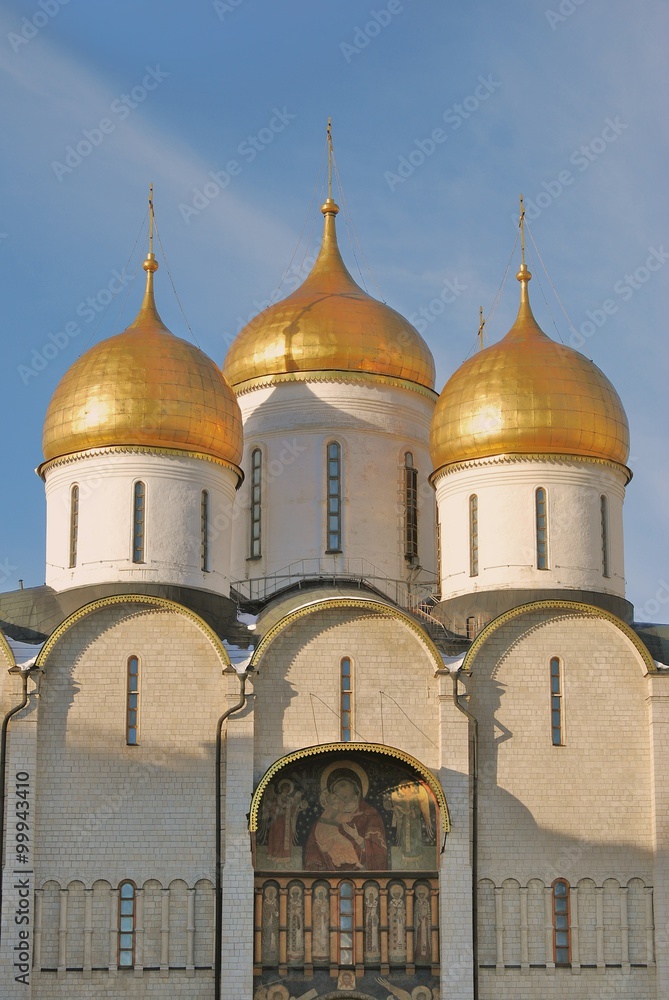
[35,593,231,669]
[251,596,443,672]
[250,741,449,834]
[461,599,655,675]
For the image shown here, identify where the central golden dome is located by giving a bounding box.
[223,199,435,391]
[42,254,243,469]
[430,264,630,473]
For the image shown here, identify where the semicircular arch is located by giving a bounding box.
[35,594,231,669]
[251,597,444,672]
[249,741,449,834]
[461,599,656,675]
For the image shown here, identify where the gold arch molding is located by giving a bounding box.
[249,741,450,834]
[251,597,444,670]
[35,594,231,669]
[0,630,16,668]
[462,599,656,675]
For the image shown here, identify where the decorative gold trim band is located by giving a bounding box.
[461,599,656,675]
[0,631,16,667]
[251,597,443,668]
[430,452,632,485]
[249,741,450,833]
[231,369,438,400]
[38,446,243,485]
[35,594,231,669]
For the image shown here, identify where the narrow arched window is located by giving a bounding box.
[326,442,342,553]
[201,490,210,572]
[552,879,570,965]
[469,494,479,576]
[132,481,145,564]
[535,487,548,570]
[118,881,136,967]
[404,452,418,560]
[69,484,79,568]
[466,616,477,640]
[550,656,563,746]
[127,656,140,746]
[339,881,354,965]
[340,657,352,741]
[600,494,610,578]
[250,448,262,559]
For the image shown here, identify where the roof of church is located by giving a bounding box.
[222,198,435,394]
[0,583,252,648]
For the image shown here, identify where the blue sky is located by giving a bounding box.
[0,0,667,620]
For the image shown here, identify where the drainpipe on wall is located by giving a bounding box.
[0,666,31,952]
[452,667,479,1000]
[214,668,250,1000]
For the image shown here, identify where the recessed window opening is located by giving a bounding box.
[469,494,479,577]
[404,452,418,560]
[127,656,140,746]
[69,484,79,568]
[601,494,610,578]
[201,490,210,572]
[340,657,352,741]
[339,881,354,965]
[118,881,136,967]
[552,879,570,965]
[132,481,146,564]
[326,442,342,553]
[250,448,262,559]
[535,487,548,570]
[550,656,563,747]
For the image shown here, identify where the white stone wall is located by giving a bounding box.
[44,452,239,595]
[469,610,652,884]
[232,379,437,596]
[433,458,627,600]
[35,603,228,886]
[252,605,442,779]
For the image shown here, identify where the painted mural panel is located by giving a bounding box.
[256,752,438,872]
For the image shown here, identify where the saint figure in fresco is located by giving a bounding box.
[304,767,388,871]
[413,883,432,963]
[260,778,308,864]
[383,780,434,859]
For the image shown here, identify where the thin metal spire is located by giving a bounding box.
[478,306,485,351]
[519,193,526,266]
[148,182,155,256]
[326,118,334,200]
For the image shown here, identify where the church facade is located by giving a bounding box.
[0,182,668,1000]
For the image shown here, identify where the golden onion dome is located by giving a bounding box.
[42,253,243,469]
[222,199,436,392]
[430,263,630,473]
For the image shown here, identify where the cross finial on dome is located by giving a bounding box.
[322,117,339,217]
[134,184,161,325]
[516,194,532,303]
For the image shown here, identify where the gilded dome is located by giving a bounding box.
[42,255,243,468]
[222,199,435,392]
[430,264,630,472]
